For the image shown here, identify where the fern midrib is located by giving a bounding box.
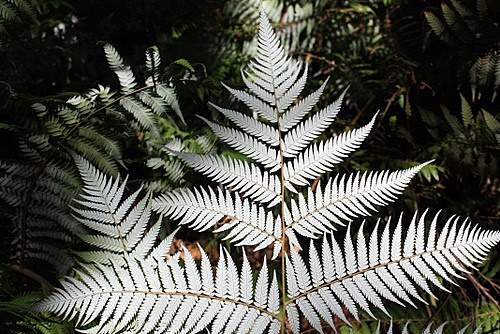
[274,59,289,334]
[284,243,477,305]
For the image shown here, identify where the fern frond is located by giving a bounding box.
[286,211,500,332]
[284,113,376,190]
[282,88,346,158]
[199,116,280,171]
[77,125,123,162]
[156,84,184,124]
[68,137,120,177]
[153,187,282,256]
[1,156,81,274]
[209,102,280,146]
[145,46,161,86]
[33,243,281,334]
[70,155,158,264]
[285,163,431,240]
[279,79,329,133]
[102,43,137,93]
[119,96,159,136]
[460,94,474,128]
[169,151,281,206]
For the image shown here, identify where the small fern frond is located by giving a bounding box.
[209,102,280,146]
[33,242,281,334]
[145,46,161,87]
[460,94,474,128]
[71,155,157,264]
[102,43,137,93]
[282,88,347,158]
[279,79,329,133]
[199,115,280,171]
[156,84,184,124]
[153,187,282,258]
[119,96,159,136]
[286,211,500,333]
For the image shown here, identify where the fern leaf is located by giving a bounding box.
[169,151,281,206]
[152,187,280,251]
[284,113,376,190]
[71,155,156,263]
[442,105,466,138]
[119,96,159,136]
[145,46,161,86]
[156,84,184,124]
[34,242,280,333]
[459,94,474,128]
[77,126,123,162]
[199,115,280,171]
[286,211,500,330]
[223,83,278,123]
[481,109,500,144]
[286,163,431,240]
[282,88,346,158]
[279,78,329,132]
[209,102,280,146]
[102,43,137,93]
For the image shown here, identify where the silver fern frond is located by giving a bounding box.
[285,211,500,333]
[169,151,281,206]
[284,162,431,241]
[103,43,137,93]
[32,10,500,334]
[71,155,158,265]
[33,242,281,334]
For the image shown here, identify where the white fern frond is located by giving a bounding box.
[223,83,278,123]
[275,63,308,112]
[145,46,161,85]
[282,88,347,158]
[71,155,156,264]
[170,151,281,206]
[251,12,294,96]
[33,243,280,334]
[199,116,280,171]
[285,211,500,332]
[286,162,431,239]
[283,114,377,190]
[279,78,329,132]
[152,187,281,253]
[209,102,280,146]
[102,43,137,93]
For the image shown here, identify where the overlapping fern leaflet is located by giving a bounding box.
[0,43,184,275]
